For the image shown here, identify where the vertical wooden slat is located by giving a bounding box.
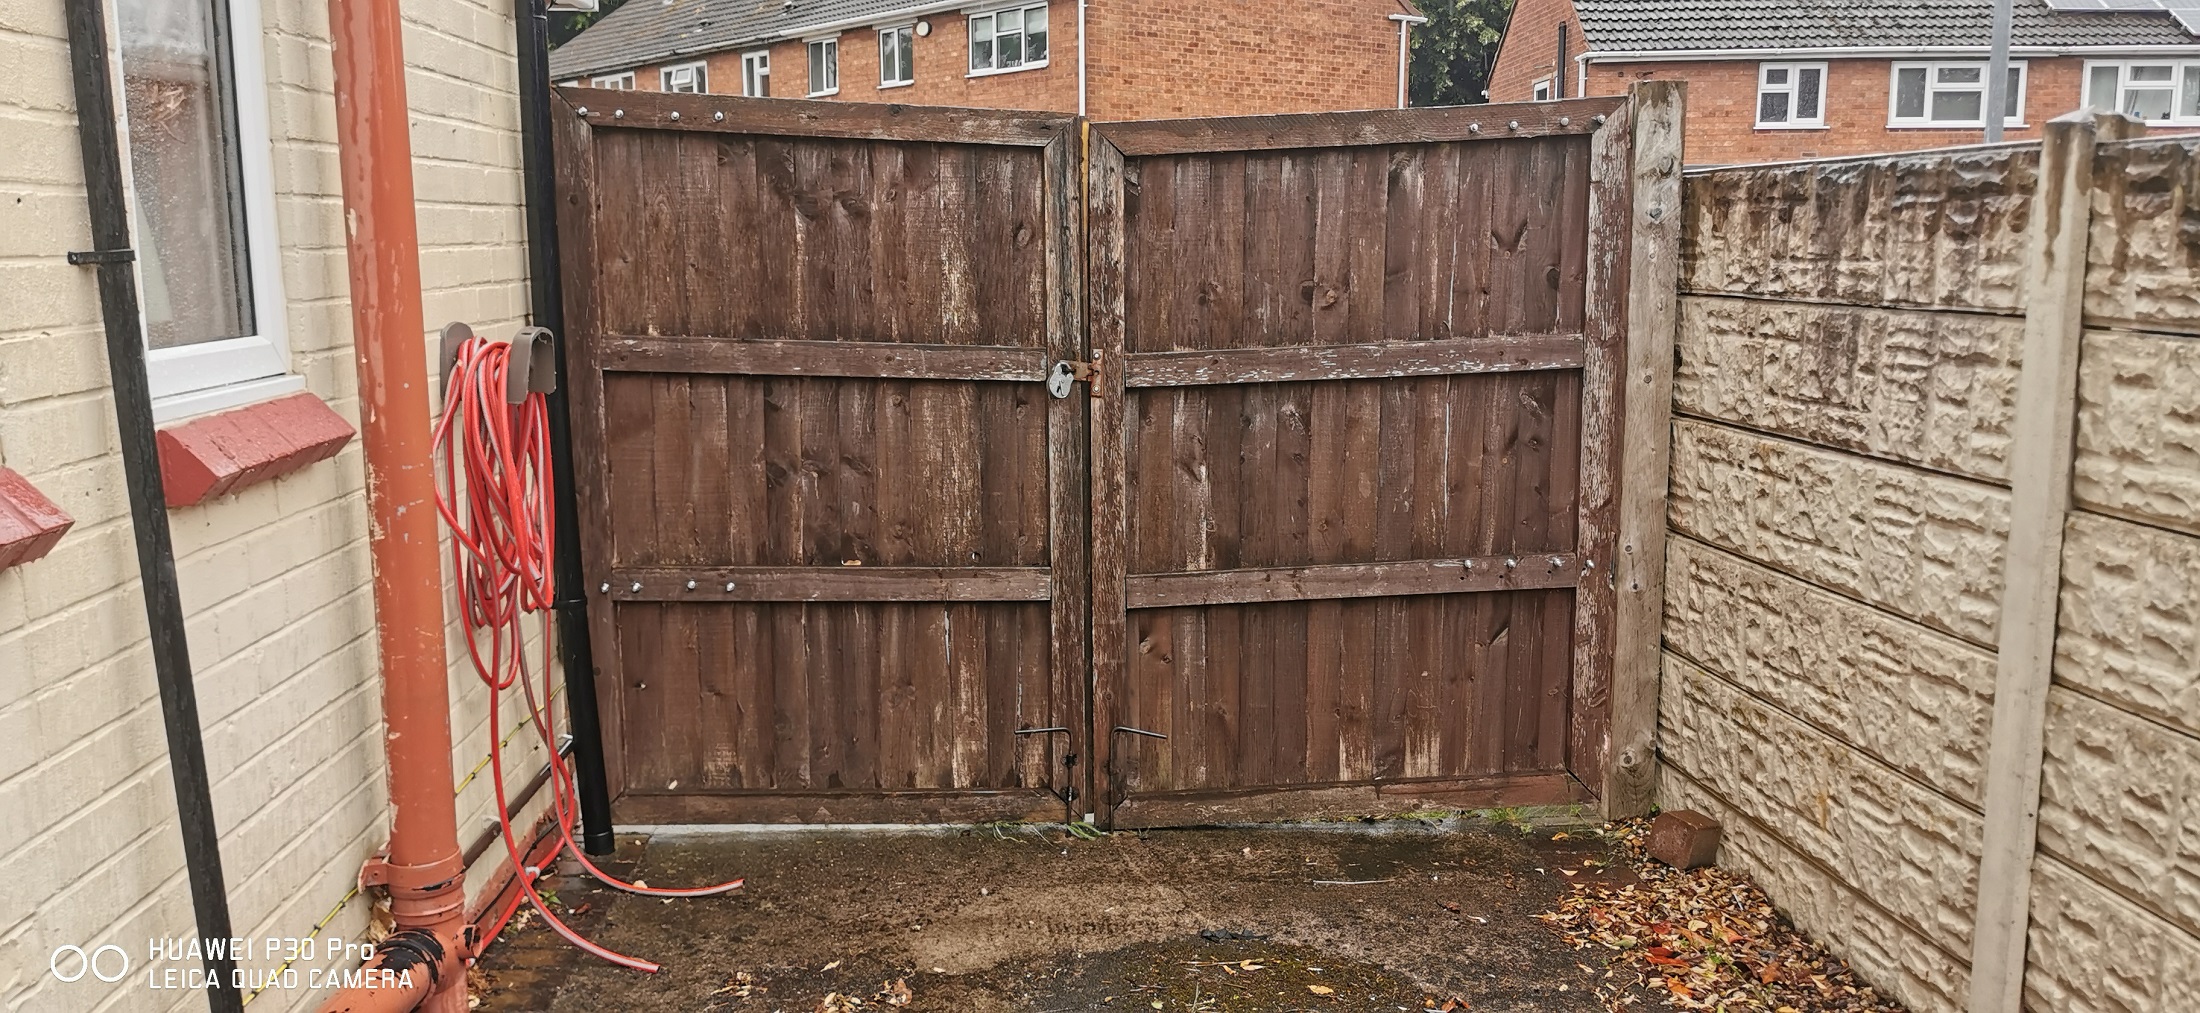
[1087,131,1131,822]
[1043,130,1086,818]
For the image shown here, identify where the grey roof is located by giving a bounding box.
[550,0,941,80]
[1571,0,2200,52]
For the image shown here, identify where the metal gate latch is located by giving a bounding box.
[1048,355,1102,399]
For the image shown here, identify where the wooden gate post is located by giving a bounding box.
[1966,110,2142,1013]
[1592,80,1684,818]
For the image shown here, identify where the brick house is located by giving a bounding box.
[548,0,1427,119]
[1490,0,2200,163]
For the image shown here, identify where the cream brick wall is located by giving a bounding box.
[1671,136,2200,1013]
[0,0,547,1008]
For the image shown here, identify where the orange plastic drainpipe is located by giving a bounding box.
[317,0,470,1007]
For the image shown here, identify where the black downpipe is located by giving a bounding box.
[517,0,617,855]
[1556,24,1569,99]
[60,0,245,1008]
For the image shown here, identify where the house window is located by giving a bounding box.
[969,3,1047,75]
[879,25,915,87]
[1756,62,1827,128]
[661,62,705,93]
[742,50,770,97]
[1889,61,2025,128]
[1532,78,1553,101]
[590,71,635,89]
[2084,60,2200,124]
[116,0,296,419]
[808,38,839,96]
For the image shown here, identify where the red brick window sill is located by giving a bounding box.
[0,468,75,571]
[157,391,356,507]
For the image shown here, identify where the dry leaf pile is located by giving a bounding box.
[1539,822,1906,1013]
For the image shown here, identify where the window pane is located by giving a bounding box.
[827,42,837,90]
[1933,88,1983,123]
[996,8,1021,35]
[1764,66,1789,85]
[1938,65,1982,84]
[2127,85,2174,120]
[1000,23,1023,67]
[1759,91,1791,123]
[2181,67,2200,118]
[1895,67,1928,118]
[1026,5,1048,62]
[810,43,826,93]
[2131,64,2174,82]
[1797,67,1822,119]
[2089,65,2122,110]
[899,30,914,80]
[119,0,255,349]
[971,16,994,70]
[2005,67,2022,119]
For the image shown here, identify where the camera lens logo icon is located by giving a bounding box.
[50,944,130,983]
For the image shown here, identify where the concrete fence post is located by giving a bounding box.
[1966,110,2143,1013]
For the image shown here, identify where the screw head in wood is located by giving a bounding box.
[714,111,726,121]
[1508,120,1521,131]
[686,579,698,590]
[630,581,642,592]
[575,106,590,117]
[598,582,609,593]
[1592,114,1607,126]
[1550,556,1564,569]
[1468,123,1482,133]
[613,109,625,119]
[669,111,681,121]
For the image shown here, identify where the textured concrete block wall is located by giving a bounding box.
[1670,137,2200,1013]
[0,0,546,1008]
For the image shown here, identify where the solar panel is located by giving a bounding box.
[2043,0,2200,32]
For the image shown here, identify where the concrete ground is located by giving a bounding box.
[473,816,1654,1012]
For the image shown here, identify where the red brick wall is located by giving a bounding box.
[1487,0,1581,103]
[1579,56,2089,164]
[579,0,1408,119]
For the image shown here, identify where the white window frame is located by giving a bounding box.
[590,71,635,89]
[878,24,916,88]
[1755,61,1828,129]
[1531,78,1553,101]
[807,36,840,96]
[967,2,1049,78]
[1888,60,2027,129]
[741,50,770,97]
[556,79,580,87]
[2083,59,2200,125]
[660,61,706,93]
[112,0,299,421]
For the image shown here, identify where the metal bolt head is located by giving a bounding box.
[575,106,590,117]
[630,581,642,592]
[1550,556,1564,569]
[713,111,726,122]
[686,579,698,590]
[1504,557,1518,569]
[1592,114,1607,126]
[725,581,737,592]
[613,109,625,119]
[599,581,610,593]
[1508,120,1521,131]
[1468,123,1482,134]
[669,111,681,121]
[1558,116,1571,127]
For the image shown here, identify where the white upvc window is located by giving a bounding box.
[660,61,705,93]
[968,2,1048,76]
[741,50,770,97]
[590,71,635,89]
[2084,59,2200,124]
[1531,78,1553,101]
[807,37,840,96]
[1889,61,2026,128]
[114,0,299,421]
[556,79,580,87]
[879,24,915,87]
[1756,62,1827,128]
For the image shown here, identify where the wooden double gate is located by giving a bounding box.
[552,86,1679,828]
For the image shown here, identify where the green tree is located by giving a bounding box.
[1409,0,1516,106]
[550,0,626,48]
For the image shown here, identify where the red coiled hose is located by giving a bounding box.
[432,331,742,973]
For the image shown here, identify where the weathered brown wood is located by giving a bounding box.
[1107,771,1591,828]
[1123,333,1585,387]
[1087,131,1131,825]
[557,87,1073,147]
[1126,555,1583,609]
[615,789,1067,826]
[1043,130,1088,819]
[1096,97,1627,156]
[609,566,1051,602]
[599,336,1048,380]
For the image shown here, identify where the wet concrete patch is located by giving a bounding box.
[474,818,1648,1012]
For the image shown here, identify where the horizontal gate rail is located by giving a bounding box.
[606,566,1052,602]
[1126,553,1585,609]
[559,88,1074,147]
[1098,96,1627,156]
[599,335,1049,382]
[1124,333,1584,387]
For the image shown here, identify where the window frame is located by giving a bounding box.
[659,61,706,93]
[1531,78,1553,101]
[1887,60,2028,129]
[113,0,299,422]
[741,49,770,97]
[2082,58,2200,125]
[966,2,1049,78]
[807,36,840,96]
[590,71,635,89]
[1755,61,1829,129]
[878,24,916,88]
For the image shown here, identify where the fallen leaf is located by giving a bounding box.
[876,979,913,1007]
[821,959,844,972]
[1307,984,1335,995]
